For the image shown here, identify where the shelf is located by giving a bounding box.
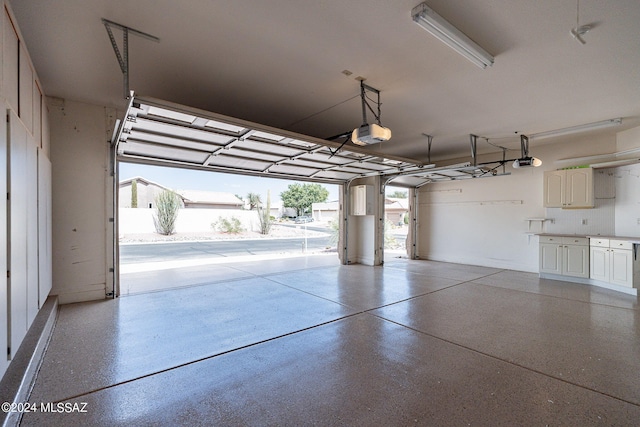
[525,218,552,231]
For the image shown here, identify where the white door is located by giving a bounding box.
[0,107,8,378]
[590,246,609,282]
[8,110,29,359]
[610,249,633,287]
[540,243,562,274]
[543,171,564,208]
[565,169,593,208]
[564,244,589,278]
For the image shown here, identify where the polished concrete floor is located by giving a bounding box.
[22,256,640,426]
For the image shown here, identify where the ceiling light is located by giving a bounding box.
[531,118,622,140]
[411,2,494,69]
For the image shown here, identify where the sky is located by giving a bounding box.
[119,163,408,204]
[119,162,341,203]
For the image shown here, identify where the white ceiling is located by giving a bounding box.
[11,0,640,163]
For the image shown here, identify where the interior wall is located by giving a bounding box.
[614,163,640,237]
[346,176,380,266]
[48,98,114,304]
[416,133,619,272]
[543,168,616,236]
[1,0,52,381]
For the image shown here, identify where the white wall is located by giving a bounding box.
[614,163,640,237]
[49,98,115,304]
[346,177,381,266]
[416,133,621,272]
[119,208,261,235]
[1,0,52,380]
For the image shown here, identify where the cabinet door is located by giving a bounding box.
[564,168,593,208]
[590,247,609,282]
[540,243,562,274]
[543,171,564,208]
[564,245,589,278]
[610,249,633,287]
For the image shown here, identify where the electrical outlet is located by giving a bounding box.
[637,218,640,225]
[581,219,587,225]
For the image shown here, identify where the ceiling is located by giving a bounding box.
[11,0,640,164]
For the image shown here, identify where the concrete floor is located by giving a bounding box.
[21,256,640,426]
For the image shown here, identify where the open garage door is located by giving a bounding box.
[115,95,425,184]
[110,94,428,296]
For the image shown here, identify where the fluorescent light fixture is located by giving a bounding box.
[531,118,623,140]
[590,159,640,169]
[411,2,494,69]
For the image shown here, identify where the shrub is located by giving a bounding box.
[212,216,244,234]
[153,190,180,235]
[257,190,272,235]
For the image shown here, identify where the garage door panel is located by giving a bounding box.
[120,141,210,164]
[116,96,426,185]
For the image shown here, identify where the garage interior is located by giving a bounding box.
[2,0,640,425]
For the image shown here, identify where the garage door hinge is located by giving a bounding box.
[109,218,114,222]
[126,115,137,123]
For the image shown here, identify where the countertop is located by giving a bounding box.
[537,233,640,244]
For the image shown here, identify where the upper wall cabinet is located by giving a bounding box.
[19,42,33,133]
[3,9,18,112]
[543,168,594,209]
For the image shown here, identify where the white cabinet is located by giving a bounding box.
[590,238,639,289]
[543,168,594,208]
[350,185,373,216]
[539,236,589,278]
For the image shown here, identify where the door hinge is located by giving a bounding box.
[6,271,9,279]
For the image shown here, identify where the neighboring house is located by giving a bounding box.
[385,197,409,225]
[311,198,408,224]
[177,190,244,209]
[312,201,339,222]
[119,176,176,209]
[119,177,244,209]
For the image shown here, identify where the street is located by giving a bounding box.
[119,236,333,264]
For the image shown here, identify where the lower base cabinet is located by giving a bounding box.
[590,238,638,289]
[539,236,589,279]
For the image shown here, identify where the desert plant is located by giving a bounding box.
[327,218,339,248]
[131,179,138,208]
[153,190,181,235]
[384,219,399,249]
[212,216,244,234]
[247,192,262,210]
[257,190,272,235]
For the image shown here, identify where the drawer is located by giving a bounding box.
[610,239,633,250]
[562,237,589,246]
[590,238,610,248]
[539,236,561,244]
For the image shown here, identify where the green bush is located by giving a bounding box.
[153,190,180,235]
[257,190,272,235]
[212,216,245,234]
